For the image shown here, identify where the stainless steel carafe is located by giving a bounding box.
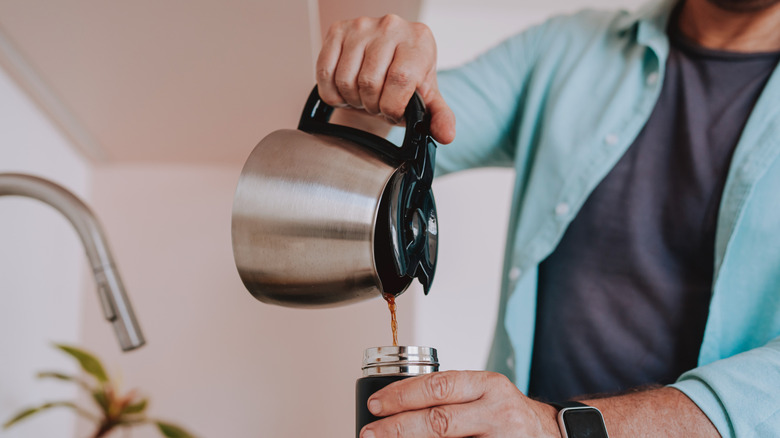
[231,86,438,307]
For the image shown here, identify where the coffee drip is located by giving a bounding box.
[383,293,399,347]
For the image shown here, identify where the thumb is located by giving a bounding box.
[426,90,456,144]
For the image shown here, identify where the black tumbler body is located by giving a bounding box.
[355,346,439,438]
[356,375,409,435]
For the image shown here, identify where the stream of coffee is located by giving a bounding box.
[383,293,398,347]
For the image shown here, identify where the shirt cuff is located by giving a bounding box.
[669,377,734,437]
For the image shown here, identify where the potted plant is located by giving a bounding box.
[3,344,197,438]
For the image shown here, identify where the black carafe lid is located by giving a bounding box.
[384,110,437,295]
[298,86,438,296]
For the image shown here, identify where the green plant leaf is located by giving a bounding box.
[3,406,41,429]
[121,398,148,415]
[37,371,73,381]
[92,390,111,415]
[54,344,109,383]
[3,401,98,429]
[37,371,94,392]
[117,416,148,426]
[156,421,196,438]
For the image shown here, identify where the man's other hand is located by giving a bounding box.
[360,370,561,437]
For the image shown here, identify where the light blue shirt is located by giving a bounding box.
[430,0,780,435]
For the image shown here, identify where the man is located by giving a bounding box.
[317,0,780,435]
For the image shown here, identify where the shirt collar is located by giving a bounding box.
[615,0,683,54]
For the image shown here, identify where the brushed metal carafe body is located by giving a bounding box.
[232,129,400,307]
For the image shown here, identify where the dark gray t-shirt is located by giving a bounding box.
[527,15,780,401]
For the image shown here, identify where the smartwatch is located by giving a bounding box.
[550,401,609,438]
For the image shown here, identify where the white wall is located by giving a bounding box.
[410,0,645,371]
[0,63,88,438]
[424,0,645,70]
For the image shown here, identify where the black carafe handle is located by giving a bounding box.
[297,85,429,163]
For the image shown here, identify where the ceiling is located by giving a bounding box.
[0,0,420,165]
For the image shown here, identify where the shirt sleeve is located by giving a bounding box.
[431,22,548,176]
[670,336,780,437]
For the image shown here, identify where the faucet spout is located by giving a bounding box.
[0,173,145,351]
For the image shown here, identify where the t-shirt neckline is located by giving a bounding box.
[669,2,780,61]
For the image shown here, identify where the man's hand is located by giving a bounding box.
[360,369,722,438]
[360,370,561,438]
[316,15,456,144]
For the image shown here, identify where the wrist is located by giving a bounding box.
[535,400,563,438]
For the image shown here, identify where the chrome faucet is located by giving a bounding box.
[0,173,145,351]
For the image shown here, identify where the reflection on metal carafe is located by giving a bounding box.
[232,86,438,308]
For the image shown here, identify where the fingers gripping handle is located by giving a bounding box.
[298,85,429,163]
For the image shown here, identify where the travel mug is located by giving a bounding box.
[356,346,439,437]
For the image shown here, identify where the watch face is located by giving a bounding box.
[561,408,609,438]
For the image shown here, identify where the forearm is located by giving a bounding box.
[583,387,720,438]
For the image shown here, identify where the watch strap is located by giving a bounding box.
[550,401,589,410]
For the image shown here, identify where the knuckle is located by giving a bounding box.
[487,371,511,390]
[392,420,405,438]
[316,66,333,82]
[352,16,374,31]
[394,384,410,407]
[411,22,433,38]
[334,76,355,91]
[379,13,402,29]
[386,67,414,87]
[428,407,452,437]
[357,73,381,93]
[486,370,507,383]
[326,21,344,38]
[498,373,516,390]
[427,372,454,401]
[483,372,524,414]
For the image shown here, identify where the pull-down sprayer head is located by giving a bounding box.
[0,173,145,351]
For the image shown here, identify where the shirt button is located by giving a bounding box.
[508,267,522,281]
[646,72,659,85]
[555,202,570,216]
[604,133,619,146]
[506,356,515,369]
